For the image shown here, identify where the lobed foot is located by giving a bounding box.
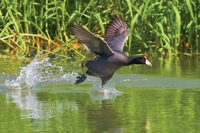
[75,74,87,84]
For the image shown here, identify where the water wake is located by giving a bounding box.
[5,56,77,89]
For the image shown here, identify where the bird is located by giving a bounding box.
[71,15,152,87]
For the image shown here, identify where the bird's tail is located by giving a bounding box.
[74,74,87,84]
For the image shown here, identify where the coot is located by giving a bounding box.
[71,15,152,87]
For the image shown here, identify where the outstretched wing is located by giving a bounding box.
[71,25,114,56]
[104,15,130,52]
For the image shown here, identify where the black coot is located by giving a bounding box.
[71,15,152,87]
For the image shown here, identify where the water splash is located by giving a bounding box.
[89,84,122,100]
[4,54,121,101]
[5,56,77,89]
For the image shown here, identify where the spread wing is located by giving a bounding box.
[71,25,114,56]
[104,15,130,52]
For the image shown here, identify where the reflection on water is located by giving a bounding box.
[5,89,42,119]
[87,100,124,133]
[3,85,200,132]
[0,55,200,132]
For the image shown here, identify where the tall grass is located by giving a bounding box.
[0,0,199,57]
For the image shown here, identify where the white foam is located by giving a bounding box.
[5,54,76,89]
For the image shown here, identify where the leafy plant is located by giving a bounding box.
[0,0,199,57]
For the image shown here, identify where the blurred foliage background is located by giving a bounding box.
[0,0,199,58]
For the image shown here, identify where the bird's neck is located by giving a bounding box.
[128,57,143,65]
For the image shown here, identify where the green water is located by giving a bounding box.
[0,55,200,133]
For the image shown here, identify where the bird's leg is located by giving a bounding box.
[100,74,113,88]
[101,80,107,89]
[75,62,87,84]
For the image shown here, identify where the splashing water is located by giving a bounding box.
[5,56,77,89]
[89,84,122,100]
[4,54,121,99]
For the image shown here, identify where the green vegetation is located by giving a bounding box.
[0,0,199,58]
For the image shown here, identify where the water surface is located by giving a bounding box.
[0,55,200,133]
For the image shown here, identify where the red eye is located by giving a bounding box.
[144,56,148,60]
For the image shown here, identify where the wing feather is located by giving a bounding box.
[104,15,130,52]
[71,25,114,55]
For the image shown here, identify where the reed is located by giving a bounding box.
[0,0,199,57]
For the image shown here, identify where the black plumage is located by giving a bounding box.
[71,15,152,87]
